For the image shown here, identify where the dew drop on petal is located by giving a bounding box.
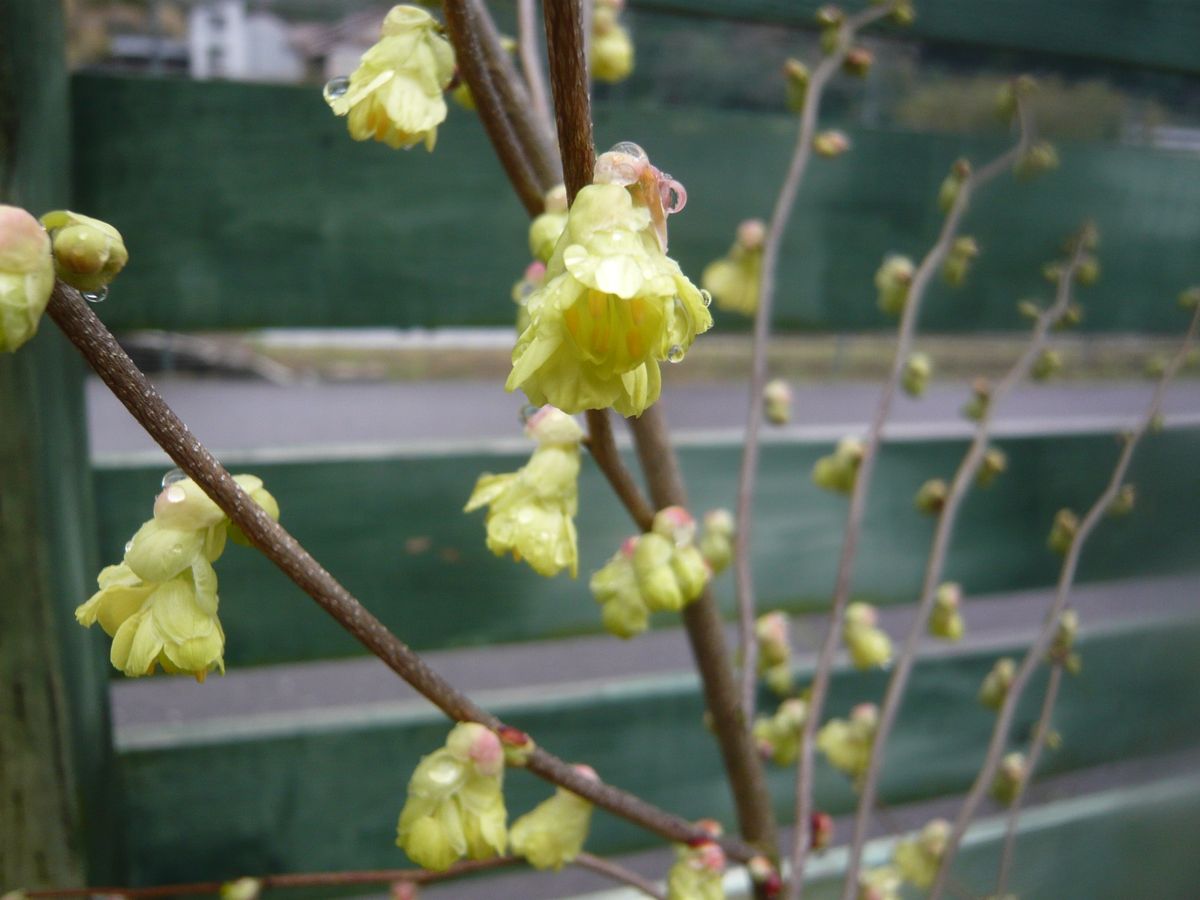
[609,141,647,161]
[700,289,713,308]
[323,76,350,103]
[124,540,134,554]
[165,485,187,504]
[162,467,186,488]
[519,404,540,424]
[82,286,108,304]
[667,344,685,363]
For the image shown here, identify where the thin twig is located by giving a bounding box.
[517,0,555,142]
[927,303,1200,899]
[541,0,780,866]
[838,232,1088,896]
[25,858,523,897]
[43,282,760,865]
[734,0,894,726]
[994,660,1063,897]
[586,409,656,531]
[787,97,1035,900]
[574,852,667,900]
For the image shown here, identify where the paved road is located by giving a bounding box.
[86,377,1200,458]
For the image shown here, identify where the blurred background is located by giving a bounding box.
[3,1,1200,898]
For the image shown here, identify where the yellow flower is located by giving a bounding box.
[753,697,807,766]
[507,151,712,417]
[817,702,878,786]
[928,582,964,641]
[667,839,726,900]
[702,219,763,317]
[0,204,55,353]
[698,508,734,575]
[591,0,634,83]
[397,723,507,871]
[465,407,582,577]
[325,5,455,151]
[510,765,596,870]
[893,819,950,889]
[40,209,128,293]
[857,866,902,900]
[844,602,893,670]
[590,537,649,638]
[529,186,569,263]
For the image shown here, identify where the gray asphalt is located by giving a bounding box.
[86,378,1200,457]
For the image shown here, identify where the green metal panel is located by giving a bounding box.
[639,0,1200,75]
[93,428,1200,667]
[115,618,1200,883]
[71,74,1200,333]
[0,0,117,886]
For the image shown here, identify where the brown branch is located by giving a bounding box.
[574,852,667,900]
[926,302,1200,899]
[542,0,596,199]
[734,0,894,727]
[788,96,1035,899]
[838,233,1089,896]
[44,282,759,865]
[517,0,555,143]
[585,409,656,531]
[24,858,523,898]
[443,0,549,214]
[994,660,1063,897]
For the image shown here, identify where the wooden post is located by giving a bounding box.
[0,0,118,888]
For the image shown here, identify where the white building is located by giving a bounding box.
[187,0,304,82]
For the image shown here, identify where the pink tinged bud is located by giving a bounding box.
[695,818,724,838]
[852,702,878,724]
[652,505,697,545]
[737,219,767,251]
[389,883,418,900]
[572,763,599,781]
[811,811,835,850]
[620,535,639,558]
[594,142,650,187]
[469,730,503,777]
[524,261,547,282]
[814,130,851,158]
[695,842,726,873]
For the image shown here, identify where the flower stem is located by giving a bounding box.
[575,852,667,900]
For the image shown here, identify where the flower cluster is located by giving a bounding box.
[753,697,808,766]
[892,819,951,889]
[75,473,279,680]
[928,582,964,641]
[590,506,711,638]
[510,765,596,870]
[507,143,712,417]
[41,209,128,294]
[701,219,764,317]
[396,723,507,870]
[843,602,892,670]
[978,657,1016,711]
[0,205,55,353]
[755,611,794,696]
[666,822,726,900]
[817,702,879,787]
[812,436,865,494]
[464,406,583,578]
[324,6,455,151]
[591,0,634,84]
[697,508,735,575]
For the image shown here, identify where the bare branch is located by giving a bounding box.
[787,97,1035,899]
[585,409,656,531]
[44,282,761,864]
[517,0,555,141]
[927,302,1200,899]
[542,0,595,199]
[575,852,667,900]
[735,0,894,727]
[838,233,1090,895]
[994,660,1064,897]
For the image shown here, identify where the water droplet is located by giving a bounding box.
[162,467,186,488]
[323,76,350,103]
[519,404,540,424]
[124,540,133,554]
[667,344,685,363]
[82,286,108,303]
[164,485,186,504]
[700,289,713,308]
[427,758,462,787]
[609,141,647,161]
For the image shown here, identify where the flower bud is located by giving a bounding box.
[962,377,991,422]
[991,752,1027,806]
[858,866,902,900]
[914,478,948,515]
[942,235,979,287]
[813,436,864,495]
[875,254,914,316]
[814,130,851,158]
[815,5,845,27]
[591,3,634,84]
[783,58,810,113]
[529,186,569,262]
[1054,302,1084,330]
[748,856,783,897]
[667,834,726,900]
[818,703,878,785]
[1108,483,1136,517]
[1179,286,1200,310]
[634,532,684,612]
[1014,141,1059,180]
[591,538,649,638]
[446,722,504,777]
[928,582,964,641]
[1047,508,1078,555]
[510,765,596,870]
[1032,348,1063,382]
[844,602,893,669]
[764,378,792,425]
[937,159,971,214]
[893,819,950,889]
[1075,255,1100,286]
[671,544,711,603]
[0,205,55,353]
[1048,609,1079,664]
[753,697,808,765]
[975,446,1007,488]
[219,879,261,900]
[978,657,1015,711]
[996,74,1037,122]
[756,611,791,669]
[498,726,537,767]
[1017,299,1042,321]
[811,810,835,851]
[902,352,932,397]
[843,47,873,78]
[890,1,916,25]
[699,509,735,574]
[40,210,128,293]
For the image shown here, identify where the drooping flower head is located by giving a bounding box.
[325,6,455,151]
[464,406,583,578]
[843,602,893,670]
[41,209,128,293]
[702,218,764,317]
[591,0,634,84]
[0,204,55,353]
[817,702,879,787]
[753,697,807,766]
[507,143,712,417]
[397,722,508,870]
[510,764,597,870]
[893,819,951,889]
[667,828,726,900]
